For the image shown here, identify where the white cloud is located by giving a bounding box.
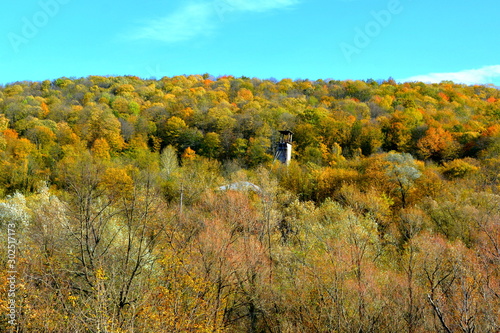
[130,0,299,43]
[401,65,500,85]
[130,3,215,43]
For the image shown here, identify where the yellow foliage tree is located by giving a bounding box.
[91,138,111,159]
[181,146,196,162]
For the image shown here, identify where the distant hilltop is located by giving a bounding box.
[0,75,498,177]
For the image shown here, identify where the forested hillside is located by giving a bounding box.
[1,75,499,332]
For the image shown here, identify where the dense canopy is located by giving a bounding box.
[1,75,499,332]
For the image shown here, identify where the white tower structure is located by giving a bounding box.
[275,130,293,165]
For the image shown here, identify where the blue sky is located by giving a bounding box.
[1,0,499,85]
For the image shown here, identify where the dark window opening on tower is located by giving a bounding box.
[275,130,293,165]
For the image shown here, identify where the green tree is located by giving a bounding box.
[200,132,222,159]
[246,136,272,167]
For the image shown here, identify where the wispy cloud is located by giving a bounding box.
[130,3,215,43]
[401,65,500,85]
[130,0,299,43]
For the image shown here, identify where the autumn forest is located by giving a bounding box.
[1,75,499,332]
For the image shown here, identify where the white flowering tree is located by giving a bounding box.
[385,152,422,208]
[0,192,31,228]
